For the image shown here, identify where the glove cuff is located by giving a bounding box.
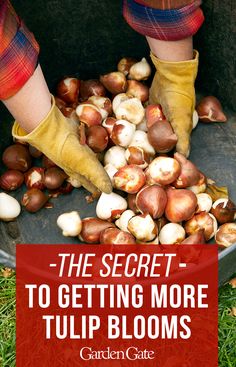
[12,94,56,141]
[150,49,199,70]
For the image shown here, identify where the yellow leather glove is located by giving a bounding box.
[12,96,112,194]
[149,50,199,157]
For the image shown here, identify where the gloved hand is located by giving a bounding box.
[149,50,199,157]
[12,96,112,194]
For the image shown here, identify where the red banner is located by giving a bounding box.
[16,244,218,366]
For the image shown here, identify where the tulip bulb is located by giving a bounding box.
[128,58,151,81]
[115,209,135,232]
[159,223,185,245]
[145,104,166,128]
[111,119,136,147]
[210,198,236,224]
[113,164,146,194]
[56,77,79,104]
[117,57,137,76]
[0,192,21,221]
[165,187,197,223]
[112,93,130,114]
[79,79,106,101]
[196,96,227,123]
[102,117,117,136]
[196,193,213,213]
[100,227,136,244]
[187,171,207,194]
[184,212,218,241]
[104,146,127,169]
[57,211,82,237]
[136,185,167,219]
[215,223,236,248]
[86,125,109,153]
[127,193,139,214]
[173,153,200,188]
[115,97,145,125]
[2,144,32,172]
[96,192,127,220]
[24,167,45,190]
[128,213,157,242]
[43,167,67,190]
[147,120,177,153]
[104,163,118,185]
[129,130,155,156]
[126,80,149,103]
[0,170,24,191]
[88,96,112,120]
[192,110,199,129]
[181,229,206,244]
[21,188,49,213]
[80,217,115,243]
[149,156,181,186]
[125,146,151,169]
[76,103,102,127]
[100,71,127,94]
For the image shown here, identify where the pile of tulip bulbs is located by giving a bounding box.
[1,56,235,249]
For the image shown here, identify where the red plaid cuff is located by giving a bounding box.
[123,0,204,41]
[0,1,39,100]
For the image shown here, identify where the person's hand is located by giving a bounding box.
[12,96,112,194]
[149,51,199,157]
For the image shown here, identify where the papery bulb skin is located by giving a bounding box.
[148,156,181,186]
[165,187,197,223]
[215,223,236,248]
[173,153,200,188]
[56,77,80,104]
[210,198,236,224]
[2,144,32,172]
[86,125,109,153]
[136,185,167,219]
[80,217,115,243]
[181,229,205,244]
[145,104,165,128]
[113,164,146,194]
[196,96,227,123]
[100,227,136,244]
[79,79,106,101]
[184,212,218,241]
[76,103,103,127]
[21,188,49,213]
[147,120,177,153]
[117,57,137,76]
[126,80,149,103]
[100,72,127,95]
[127,213,157,242]
[0,170,24,191]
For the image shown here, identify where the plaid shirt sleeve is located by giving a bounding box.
[131,0,199,9]
[0,0,39,100]
[123,0,205,41]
